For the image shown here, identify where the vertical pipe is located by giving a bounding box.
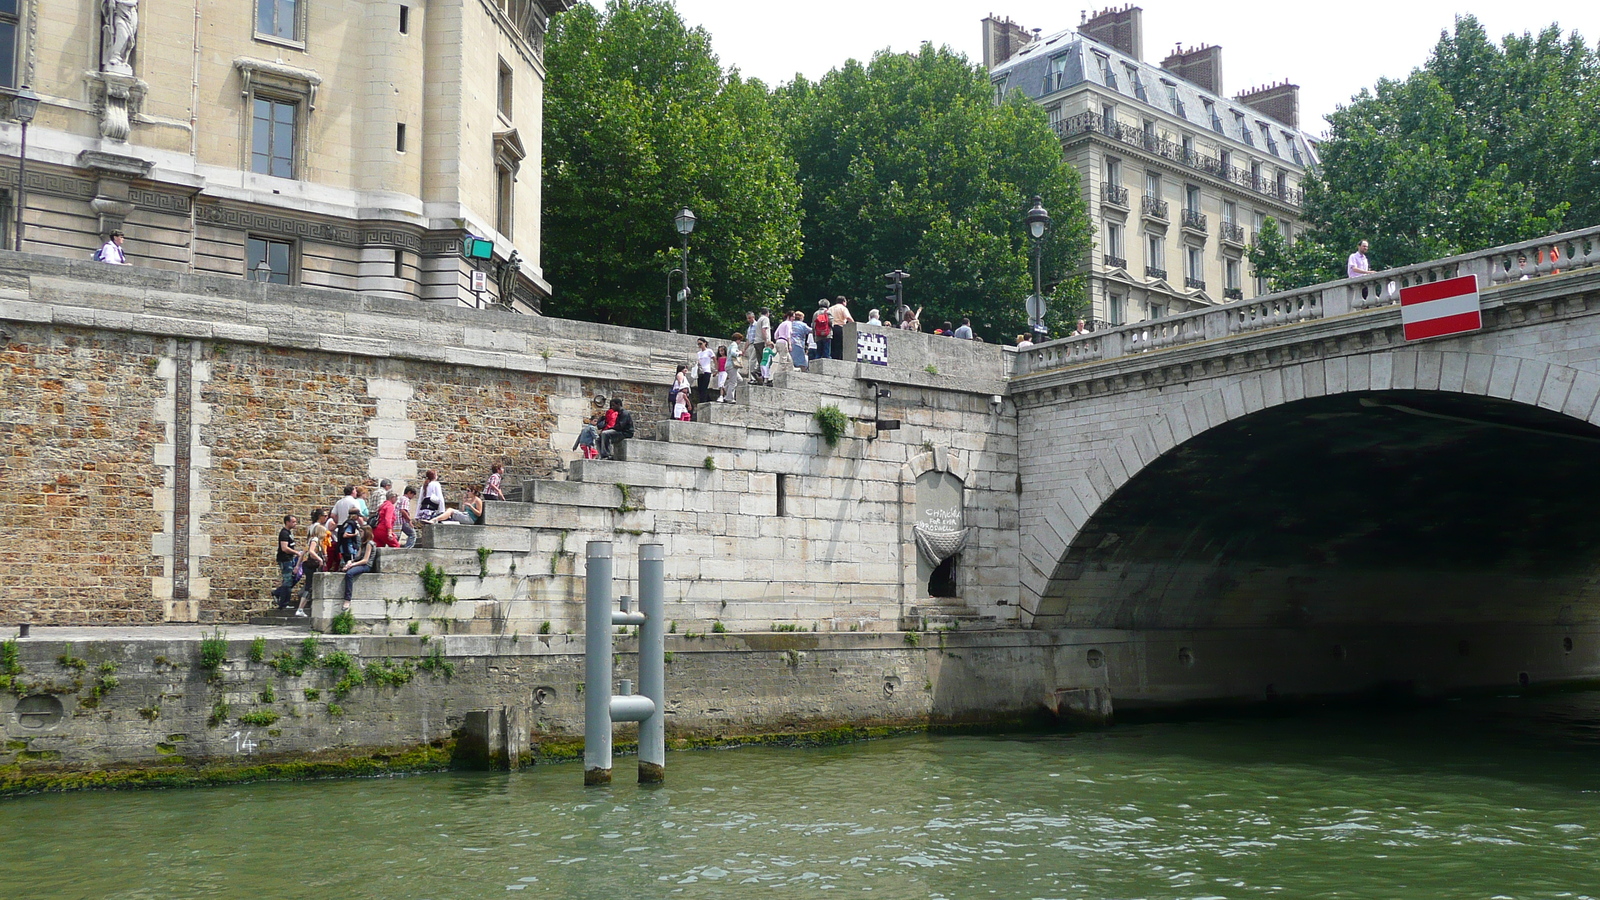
[583,541,614,785]
[637,542,665,783]
[14,120,27,252]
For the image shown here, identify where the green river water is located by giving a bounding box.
[6,694,1600,899]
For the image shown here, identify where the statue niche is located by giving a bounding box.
[102,0,139,75]
[913,469,967,598]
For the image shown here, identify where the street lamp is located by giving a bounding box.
[9,86,39,252]
[254,260,273,283]
[1024,196,1051,337]
[673,207,696,333]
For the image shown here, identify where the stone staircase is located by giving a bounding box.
[899,601,999,633]
[300,361,958,636]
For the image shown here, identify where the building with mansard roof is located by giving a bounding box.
[985,6,1318,327]
[0,0,572,311]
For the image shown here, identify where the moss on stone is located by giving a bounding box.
[0,741,455,797]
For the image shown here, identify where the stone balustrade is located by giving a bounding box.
[1015,224,1600,376]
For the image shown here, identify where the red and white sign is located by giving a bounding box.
[1400,274,1481,341]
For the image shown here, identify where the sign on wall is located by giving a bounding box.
[1400,274,1482,341]
[857,331,889,366]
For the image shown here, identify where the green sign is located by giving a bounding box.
[463,237,494,260]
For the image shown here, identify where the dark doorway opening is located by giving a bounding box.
[929,555,959,598]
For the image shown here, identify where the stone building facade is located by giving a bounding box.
[984,7,1318,327]
[0,0,571,311]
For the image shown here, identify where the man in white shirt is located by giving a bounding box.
[953,318,974,340]
[1347,240,1373,278]
[95,230,129,265]
[331,485,361,526]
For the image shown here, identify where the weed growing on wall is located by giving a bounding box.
[814,405,848,448]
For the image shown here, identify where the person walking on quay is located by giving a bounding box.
[828,296,855,360]
[788,310,811,371]
[598,397,634,459]
[725,334,746,404]
[811,301,833,361]
[273,514,299,607]
[695,337,714,404]
[294,508,331,617]
[483,464,506,501]
[746,308,773,385]
[398,486,419,548]
[417,470,446,522]
[1347,239,1374,278]
[373,491,401,548]
[94,230,130,264]
[954,318,974,340]
[773,310,794,370]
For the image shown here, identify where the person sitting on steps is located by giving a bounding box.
[597,398,634,459]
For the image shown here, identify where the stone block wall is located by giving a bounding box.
[0,255,1020,629]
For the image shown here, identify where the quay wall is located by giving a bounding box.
[5,623,1600,793]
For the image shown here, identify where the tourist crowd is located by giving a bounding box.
[272,465,507,615]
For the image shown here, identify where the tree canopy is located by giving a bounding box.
[776,46,1091,341]
[1252,16,1600,289]
[541,0,802,330]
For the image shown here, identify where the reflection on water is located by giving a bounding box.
[6,694,1600,899]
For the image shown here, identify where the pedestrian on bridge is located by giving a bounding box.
[1347,240,1374,278]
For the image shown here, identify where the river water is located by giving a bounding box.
[6,694,1600,899]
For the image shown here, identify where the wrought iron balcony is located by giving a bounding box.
[1220,221,1247,244]
[1141,195,1168,220]
[1223,287,1244,300]
[1103,183,1129,207]
[1051,111,1304,207]
[1103,254,1127,269]
[1181,209,1207,232]
[1185,277,1207,291]
[1145,265,1167,281]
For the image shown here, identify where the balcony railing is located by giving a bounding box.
[1052,112,1304,207]
[1185,277,1206,291]
[1181,209,1207,231]
[1141,195,1168,219]
[1223,287,1243,300]
[1103,254,1127,269]
[1103,183,1129,207]
[1144,265,1167,280]
[1220,221,1247,244]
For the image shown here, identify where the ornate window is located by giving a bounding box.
[236,58,321,179]
[493,129,526,238]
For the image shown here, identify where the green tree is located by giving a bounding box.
[1256,16,1596,289]
[541,0,802,330]
[776,46,1091,341]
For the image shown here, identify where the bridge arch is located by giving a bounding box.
[1022,347,1600,630]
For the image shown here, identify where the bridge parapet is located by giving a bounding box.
[1018,226,1600,376]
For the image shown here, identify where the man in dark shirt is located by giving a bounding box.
[274,514,298,607]
[598,398,635,460]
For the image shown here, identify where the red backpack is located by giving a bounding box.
[813,311,832,338]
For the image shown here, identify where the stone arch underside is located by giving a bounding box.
[1023,349,1600,631]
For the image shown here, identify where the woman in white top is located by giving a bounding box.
[418,469,446,522]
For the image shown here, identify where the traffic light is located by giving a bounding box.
[884,268,909,311]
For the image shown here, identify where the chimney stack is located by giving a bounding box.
[1078,5,1143,61]
[1235,81,1299,129]
[1161,43,1223,95]
[981,15,1036,68]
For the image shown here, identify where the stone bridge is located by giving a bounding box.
[1008,226,1600,698]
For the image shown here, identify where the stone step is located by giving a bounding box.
[481,501,641,532]
[376,547,523,577]
[899,612,1001,632]
[522,479,633,509]
[615,439,741,471]
[655,419,750,450]
[248,608,313,630]
[567,457,670,488]
[415,524,532,552]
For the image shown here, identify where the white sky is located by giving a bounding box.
[667,0,1600,134]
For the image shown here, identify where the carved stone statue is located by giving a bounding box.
[102,0,139,75]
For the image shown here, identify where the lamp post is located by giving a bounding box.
[673,207,696,334]
[1024,195,1051,336]
[9,86,39,252]
[254,260,273,283]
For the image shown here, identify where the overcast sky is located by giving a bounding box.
[667,0,1600,134]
